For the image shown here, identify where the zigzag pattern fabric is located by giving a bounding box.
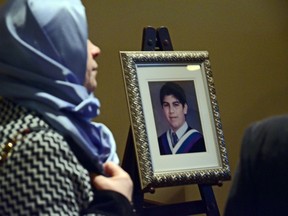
[0,99,94,215]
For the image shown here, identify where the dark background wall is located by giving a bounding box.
[1,0,287,214]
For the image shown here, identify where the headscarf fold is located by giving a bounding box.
[0,0,119,173]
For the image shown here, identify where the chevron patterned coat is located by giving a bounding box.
[0,99,136,216]
[0,99,94,215]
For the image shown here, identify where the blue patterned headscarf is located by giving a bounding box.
[0,0,119,173]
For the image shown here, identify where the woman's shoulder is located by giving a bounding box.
[0,98,62,142]
[0,98,77,165]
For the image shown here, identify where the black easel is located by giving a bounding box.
[122,26,220,216]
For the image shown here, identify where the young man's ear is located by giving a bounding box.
[184,103,188,115]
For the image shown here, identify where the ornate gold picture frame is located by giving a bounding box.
[120,51,230,190]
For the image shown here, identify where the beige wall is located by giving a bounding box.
[1,0,288,215]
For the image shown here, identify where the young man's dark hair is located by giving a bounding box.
[160,82,187,107]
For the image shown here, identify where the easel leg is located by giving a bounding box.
[198,184,220,216]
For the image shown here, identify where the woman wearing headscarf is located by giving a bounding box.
[0,0,134,215]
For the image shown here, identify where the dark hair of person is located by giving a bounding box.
[160,82,187,106]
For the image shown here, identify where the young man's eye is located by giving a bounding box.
[173,102,180,106]
[163,103,169,107]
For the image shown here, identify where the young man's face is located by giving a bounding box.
[162,95,188,132]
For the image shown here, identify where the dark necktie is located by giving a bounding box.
[172,132,178,147]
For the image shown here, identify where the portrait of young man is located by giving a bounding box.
[149,81,206,155]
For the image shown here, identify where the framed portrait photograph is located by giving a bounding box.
[120,51,230,190]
